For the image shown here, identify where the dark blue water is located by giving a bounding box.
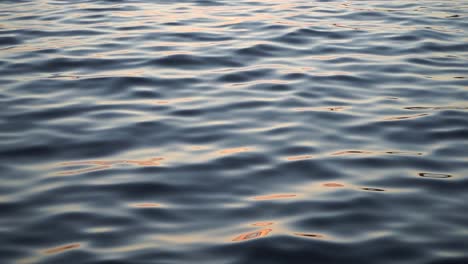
[1,1,468,263]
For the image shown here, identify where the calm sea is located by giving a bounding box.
[1,1,467,263]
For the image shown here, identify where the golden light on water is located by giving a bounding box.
[252,194,297,201]
[217,147,253,155]
[57,157,164,175]
[42,244,81,255]
[131,203,162,208]
[232,228,272,242]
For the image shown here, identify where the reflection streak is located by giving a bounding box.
[42,244,80,255]
[232,229,272,242]
[57,157,164,175]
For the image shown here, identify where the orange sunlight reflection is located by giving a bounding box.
[252,194,297,201]
[43,244,80,255]
[286,155,315,161]
[132,203,162,208]
[323,183,345,188]
[57,157,163,175]
[232,229,272,242]
[217,147,252,155]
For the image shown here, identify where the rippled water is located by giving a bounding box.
[1,1,468,263]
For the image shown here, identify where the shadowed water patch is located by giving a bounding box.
[361,187,386,192]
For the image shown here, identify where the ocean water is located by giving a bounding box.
[1,0,467,263]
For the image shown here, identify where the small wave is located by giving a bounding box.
[56,157,164,175]
[42,243,81,255]
[232,229,272,242]
[252,194,297,201]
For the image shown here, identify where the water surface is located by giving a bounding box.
[1,1,468,263]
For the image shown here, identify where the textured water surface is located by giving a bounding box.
[1,0,468,263]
